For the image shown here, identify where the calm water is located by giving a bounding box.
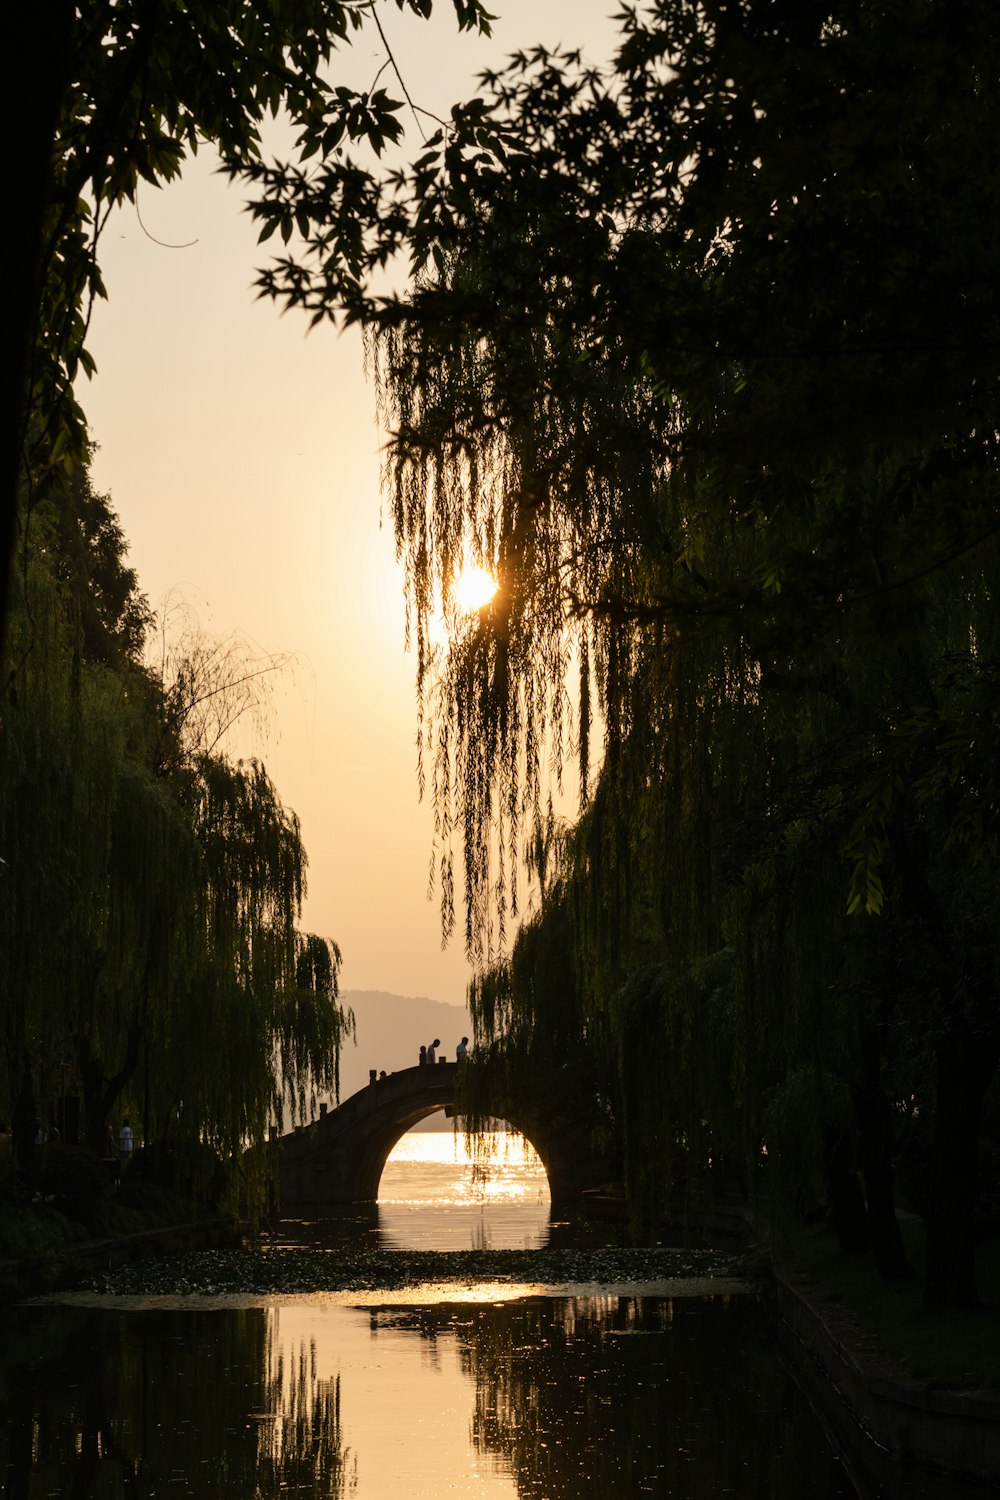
[0,1129,862,1498]
[378,1129,551,1249]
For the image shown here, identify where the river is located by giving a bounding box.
[0,1129,868,1498]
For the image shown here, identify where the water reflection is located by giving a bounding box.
[0,1304,353,1499]
[269,1203,639,1254]
[0,1293,857,1499]
[366,1295,856,1499]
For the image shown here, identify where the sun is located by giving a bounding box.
[453,563,498,612]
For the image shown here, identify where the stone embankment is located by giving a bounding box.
[775,1272,1000,1497]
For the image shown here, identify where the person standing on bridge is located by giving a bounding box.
[419,1044,427,1067]
[426,1038,439,1065]
[456,1036,469,1064]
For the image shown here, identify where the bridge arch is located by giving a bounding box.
[355,1101,550,1204]
[277,1063,609,1215]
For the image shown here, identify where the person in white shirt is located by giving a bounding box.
[426,1039,440,1065]
[456,1037,469,1063]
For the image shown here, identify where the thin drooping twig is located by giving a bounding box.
[369,3,449,142]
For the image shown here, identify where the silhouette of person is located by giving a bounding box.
[456,1036,469,1063]
[419,1044,427,1066]
[427,1038,440,1065]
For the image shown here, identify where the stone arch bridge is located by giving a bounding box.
[277,1061,614,1216]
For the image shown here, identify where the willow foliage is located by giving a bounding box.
[1,462,350,1215]
[345,2,1000,1297]
[372,230,673,962]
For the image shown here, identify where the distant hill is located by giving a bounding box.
[324,989,472,1130]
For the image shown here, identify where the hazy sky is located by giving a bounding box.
[85,2,620,1011]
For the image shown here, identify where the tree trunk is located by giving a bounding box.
[924,1026,1000,1309]
[852,1039,913,1281]
[76,1047,107,1155]
[11,1068,39,1172]
[75,1020,143,1153]
[823,1125,869,1252]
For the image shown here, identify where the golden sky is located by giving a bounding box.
[85,1,619,1009]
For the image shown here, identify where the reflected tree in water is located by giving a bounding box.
[365,1297,849,1499]
[0,1307,353,1499]
[261,1318,356,1497]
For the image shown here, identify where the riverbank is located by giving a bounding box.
[776,1269,1000,1496]
[0,1214,234,1303]
[771,1221,1000,1496]
[783,1219,1000,1391]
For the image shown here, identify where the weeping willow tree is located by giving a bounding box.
[136,756,353,1210]
[0,456,351,1213]
[315,1,1000,1304]
[0,487,181,1159]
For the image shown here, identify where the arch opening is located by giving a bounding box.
[375,1117,551,1251]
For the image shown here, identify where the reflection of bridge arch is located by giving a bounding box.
[277,1063,612,1214]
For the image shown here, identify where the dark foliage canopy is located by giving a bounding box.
[4,0,494,650]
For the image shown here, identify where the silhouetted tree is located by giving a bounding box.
[257,0,1000,1304]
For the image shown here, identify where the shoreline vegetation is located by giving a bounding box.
[50,1243,753,1300]
[784,1219,1000,1396]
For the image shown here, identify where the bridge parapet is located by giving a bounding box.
[317,1062,455,1126]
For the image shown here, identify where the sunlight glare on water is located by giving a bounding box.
[378,1127,551,1250]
